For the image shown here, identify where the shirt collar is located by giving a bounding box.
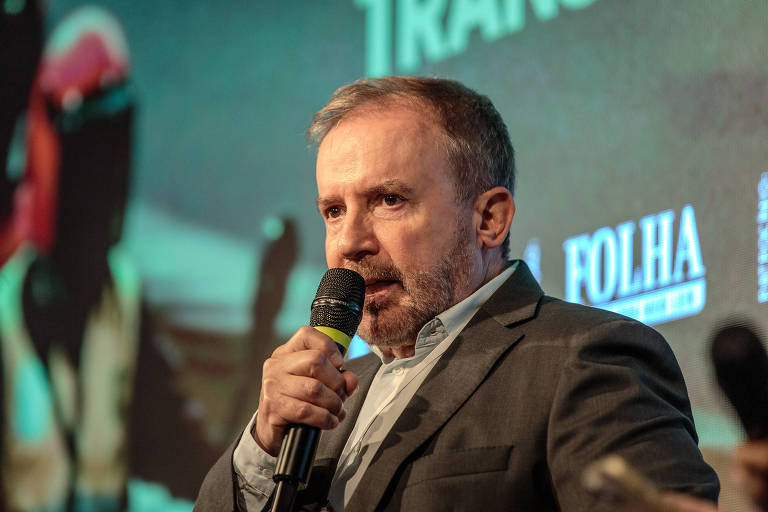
[435,261,518,338]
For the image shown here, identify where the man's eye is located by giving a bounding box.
[382,194,403,206]
[325,206,342,218]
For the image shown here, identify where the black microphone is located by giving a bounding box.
[271,268,365,512]
[711,322,768,440]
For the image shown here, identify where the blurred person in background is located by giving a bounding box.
[0,6,214,511]
[729,440,768,511]
[0,0,43,266]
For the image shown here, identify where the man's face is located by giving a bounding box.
[316,106,481,348]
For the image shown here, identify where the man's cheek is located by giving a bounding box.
[324,237,339,266]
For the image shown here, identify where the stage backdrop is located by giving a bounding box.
[43,1,768,509]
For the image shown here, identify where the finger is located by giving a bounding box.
[273,326,345,367]
[279,375,345,417]
[341,370,358,397]
[266,395,341,431]
[279,349,348,397]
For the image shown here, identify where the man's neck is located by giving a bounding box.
[480,254,507,289]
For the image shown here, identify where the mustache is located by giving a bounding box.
[344,260,403,284]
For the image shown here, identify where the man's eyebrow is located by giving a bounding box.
[316,180,415,211]
[316,195,340,211]
[364,179,414,196]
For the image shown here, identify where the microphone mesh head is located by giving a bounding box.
[711,323,768,439]
[310,268,365,337]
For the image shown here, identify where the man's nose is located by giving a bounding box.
[337,212,378,262]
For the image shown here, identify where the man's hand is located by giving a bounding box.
[254,326,358,456]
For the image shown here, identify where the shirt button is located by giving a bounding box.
[393,367,404,376]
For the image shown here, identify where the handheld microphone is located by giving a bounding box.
[711,322,768,440]
[271,268,365,512]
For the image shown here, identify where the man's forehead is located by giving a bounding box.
[317,108,442,168]
[328,101,440,140]
[315,114,452,198]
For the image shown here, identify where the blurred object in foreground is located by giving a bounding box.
[583,455,674,512]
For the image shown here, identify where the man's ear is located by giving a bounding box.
[474,187,515,250]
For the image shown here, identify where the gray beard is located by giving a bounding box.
[349,222,474,348]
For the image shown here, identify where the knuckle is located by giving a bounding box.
[267,414,283,428]
[261,378,278,397]
[331,380,345,397]
[305,379,323,400]
[271,343,287,357]
[294,402,312,421]
[298,325,315,337]
[330,397,343,415]
[306,351,325,377]
[307,349,325,365]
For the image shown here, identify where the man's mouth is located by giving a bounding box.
[364,279,399,298]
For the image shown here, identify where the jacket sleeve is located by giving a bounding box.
[546,318,720,510]
[194,440,242,512]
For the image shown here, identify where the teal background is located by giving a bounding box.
[38,1,768,509]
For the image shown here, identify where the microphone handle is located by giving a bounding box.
[270,425,319,512]
[273,424,321,491]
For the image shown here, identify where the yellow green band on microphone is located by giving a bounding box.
[313,326,352,352]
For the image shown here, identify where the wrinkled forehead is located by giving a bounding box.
[315,105,455,194]
[318,100,447,165]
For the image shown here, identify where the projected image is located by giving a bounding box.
[2,0,766,510]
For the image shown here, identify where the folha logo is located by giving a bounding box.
[562,204,706,326]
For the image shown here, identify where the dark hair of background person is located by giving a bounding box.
[0,0,43,220]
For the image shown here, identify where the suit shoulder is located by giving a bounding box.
[531,295,669,351]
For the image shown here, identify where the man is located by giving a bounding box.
[195,77,719,511]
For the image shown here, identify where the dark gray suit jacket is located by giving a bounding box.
[194,261,719,511]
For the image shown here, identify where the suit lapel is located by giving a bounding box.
[313,353,381,468]
[345,261,544,511]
